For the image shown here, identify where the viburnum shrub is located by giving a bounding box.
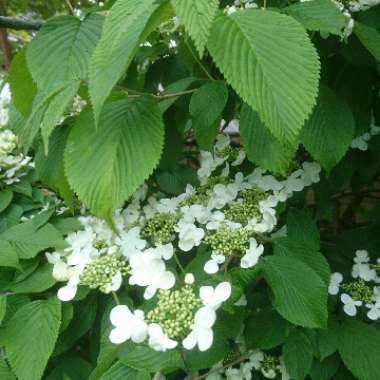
[0,0,380,379]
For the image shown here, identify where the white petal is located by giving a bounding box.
[57,285,77,301]
[204,260,219,274]
[214,282,232,303]
[200,286,214,304]
[195,306,216,328]
[198,327,214,351]
[109,326,131,344]
[131,319,148,343]
[144,285,157,300]
[182,331,197,350]
[343,303,357,317]
[110,305,132,327]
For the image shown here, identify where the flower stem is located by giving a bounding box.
[112,292,120,305]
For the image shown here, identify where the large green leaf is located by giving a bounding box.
[35,126,73,209]
[26,14,103,91]
[286,0,346,36]
[240,103,295,174]
[101,362,150,380]
[2,298,61,380]
[8,48,37,117]
[65,96,164,221]
[0,241,20,270]
[0,296,6,325]
[189,81,228,150]
[283,330,314,380]
[260,255,328,328]
[300,85,355,172]
[208,10,320,143]
[354,22,380,63]
[0,190,13,214]
[338,320,380,380]
[89,0,169,126]
[0,360,16,380]
[171,0,219,57]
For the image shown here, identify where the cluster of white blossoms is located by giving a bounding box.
[329,250,380,320]
[47,134,321,352]
[225,0,258,14]
[205,349,289,380]
[351,119,380,151]
[0,84,33,187]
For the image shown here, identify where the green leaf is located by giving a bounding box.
[355,22,380,62]
[338,320,380,380]
[101,361,149,380]
[0,241,20,270]
[283,330,314,380]
[65,97,164,221]
[0,220,66,259]
[35,126,73,209]
[240,103,295,174]
[309,355,340,380]
[0,190,13,214]
[26,14,103,92]
[0,359,16,380]
[245,309,289,350]
[2,298,61,380]
[119,343,184,374]
[189,81,228,150]
[300,85,355,172]
[286,0,346,36]
[208,10,320,143]
[317,320,340,360]
[0,296,6,325]
[260,255,328,328]
[171,0,219,57]
[10,264,56,294]
[89,0,167,126]
[8,48,37,117]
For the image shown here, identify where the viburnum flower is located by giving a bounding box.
[240,238,264,269]
[366,302,380,321]
[176,220,205,251]
[129,249,175,299]
[206,211,226,230]
[328,272,343,295]
[148,323,178,351]
[341,293,362,316]
[200,282,232,309]
[109,305,148,344]
[301,162,321,186]
[118,226,146,258]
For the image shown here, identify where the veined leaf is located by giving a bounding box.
[0,190,13,214]
[171,0,219,57]
[208,10,320,143]
[240,103,296,174]
[65,96,164,221]
[190,81,228,150]
[260,255,328,328]
[300,85,355,172]
[8,48,37,117]
[0,360,16,380]
[26,14,103,91]
[89,0,169,126]
[355,22,380,63]
[339,320,380,380]
[2,298,61,380]
[286,0,346,36]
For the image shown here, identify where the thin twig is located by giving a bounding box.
[127,88,198,99]
[0,16,44,30]
[65,0,75,15]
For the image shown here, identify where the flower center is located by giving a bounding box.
[141,212,178,244]
[342,279,373,304]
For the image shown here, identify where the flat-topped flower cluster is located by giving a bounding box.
[47,134,321,352]
[329,249,380,320]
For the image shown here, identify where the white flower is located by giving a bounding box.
[52,260,72,282]
[154,243,174,260]
[103,271,123,293]
[185,273,195,285]
[209,183,239,209]
[240,238,264,269]
[261,368,277,379]
[215,134,230,150]
[328,272,343,295]
[182,306,216,351]
[148,323,178,351]
[301,162,321,186]
[206,211,225,230]
[57,285,78,302]
[180,204,211,224]
[176,221,205,252]
[352,263,376,282]
[118,227,146,258]
[109,305,148,344]
[197,151,226,179]
[200,282,232,309]
[129,250,175,299]
[204,255,226,274]
[231,150,246,166]
[366,302,380,321]
[341,293,362,316]
[354,249,370,263]
[249,351,264,370]
[225,368,243,380]
[157,198,180,214]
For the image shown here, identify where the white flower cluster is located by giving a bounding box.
[348,0,380,11]
[328,250,380,320]
[0,84,33,186]
[47,134,321,352]
[109,282,231,352]
[205,350,290,380]
[351,119,380,151]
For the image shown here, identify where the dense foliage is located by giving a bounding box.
[0,0,380,379]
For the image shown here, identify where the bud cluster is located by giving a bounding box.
[146,285,201,339]
[142,212,178,244]
[342,279,373,304]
